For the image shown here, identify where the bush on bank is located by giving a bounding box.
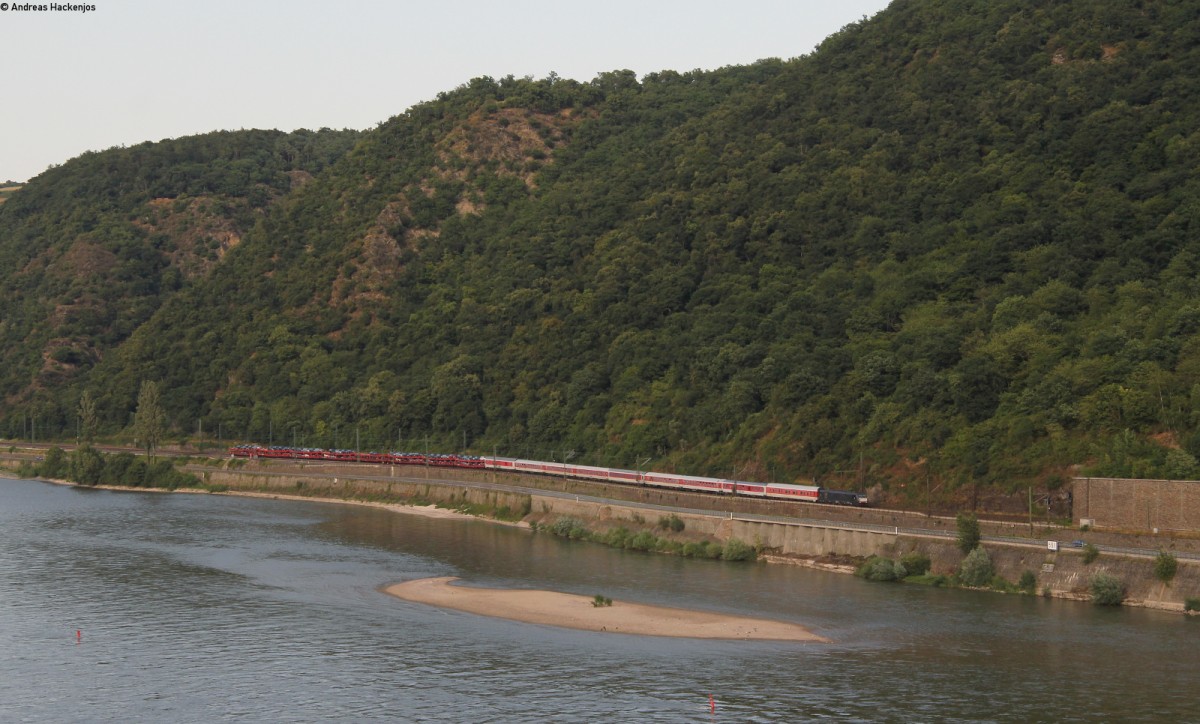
[1090,572,1125,606]
[541,517,756,562]
[33,446,202,490]
[857,556,907,582]
[1154,551,1178,584]
[958,547,996,588]
[855,548,1035,594]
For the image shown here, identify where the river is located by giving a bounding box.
[0,478,1194,722]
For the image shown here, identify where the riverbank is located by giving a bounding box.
[4,462,1199,614]
[384,576,828,641]
[0,469,491,526]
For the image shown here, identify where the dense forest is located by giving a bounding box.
[4,0,1200,507]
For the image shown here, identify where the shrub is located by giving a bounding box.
[1018,570,1037,594]
[1154,550,1178,584]
[721,538,756,562]
[857,556,905,582]
[627,531,658,552]
[958,547,995,587]
[956,513,981,555]
[38,447,67,479]
[122,456,148,487]
[900,551,931,577]
[68,446,105,486]
[550,517,588,539]
[657,514,685,532]
[1090,572,1124,606]
[103,452,135,485]
[1083,543,1100,564]
[591,595,612,607]
[602,527,630,548]
[1185,598,1200,613]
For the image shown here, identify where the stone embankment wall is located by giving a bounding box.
[1074,476,1200,533]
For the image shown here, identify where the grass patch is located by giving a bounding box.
[904,573,950,587]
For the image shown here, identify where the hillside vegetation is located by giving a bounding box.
[4,0,1200,508]
[0,129,359,406]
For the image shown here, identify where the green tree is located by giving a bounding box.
[958,546,995,587]
[78,390,98,443]
[135,380,166,462]
[1154,550,1178,584]
[956,512,981,554]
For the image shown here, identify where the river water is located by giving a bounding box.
[0,478,1194,722]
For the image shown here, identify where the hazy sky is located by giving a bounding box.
[1,0,891,183]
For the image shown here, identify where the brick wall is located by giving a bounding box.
[1074,477,1200,532]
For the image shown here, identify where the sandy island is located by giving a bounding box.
[384,577,829,642]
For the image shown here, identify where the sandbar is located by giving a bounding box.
[384,576,829,642]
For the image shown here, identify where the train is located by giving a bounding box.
[227,445,869,507]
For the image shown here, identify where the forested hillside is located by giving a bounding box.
[0,129,359,412]
[5,0,1200,507]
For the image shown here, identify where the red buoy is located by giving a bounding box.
[709,694,715,713]
[76,630,81,641]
